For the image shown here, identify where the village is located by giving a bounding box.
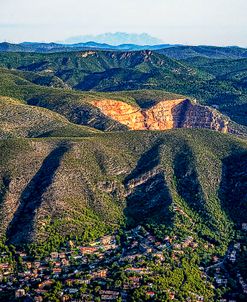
[0,224,247,302]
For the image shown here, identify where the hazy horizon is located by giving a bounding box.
[1,0,247,47]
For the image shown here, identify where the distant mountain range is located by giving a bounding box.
[0,41,176,53]
[1,41,247,59]
[62,32,164,45]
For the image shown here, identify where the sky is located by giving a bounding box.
[0,0,247,46]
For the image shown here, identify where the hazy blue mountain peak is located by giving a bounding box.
[63,32,163,46]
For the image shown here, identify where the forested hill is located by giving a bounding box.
[0,49,246,127]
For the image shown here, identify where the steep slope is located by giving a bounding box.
[0,69,128,131]
[92,98,229,132]
[0,96,101,138]
[181,57,247,127]
[0,130,246,249]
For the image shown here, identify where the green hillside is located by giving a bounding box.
[0,50,210,91]
[0,50,246,127]
[158,45,247,60]
[0,129,246,250]
[0,96,101,138]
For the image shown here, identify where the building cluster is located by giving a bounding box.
[0,225,246,301]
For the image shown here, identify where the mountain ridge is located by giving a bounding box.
[0,49,246,127]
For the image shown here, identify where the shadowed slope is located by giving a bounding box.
[6,143,70,245]
[124,140,173,226]
[219,152,247,225]
[173,144,215,227]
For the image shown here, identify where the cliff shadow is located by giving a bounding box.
[218,151,247,226]
[124,140,164,185]
[124,140,174,227]
[173,144,214,226]
[6,143,70,245]
[171,99,191,128]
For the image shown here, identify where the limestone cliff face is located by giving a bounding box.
[92,99,145,130]
[92,99,229,132]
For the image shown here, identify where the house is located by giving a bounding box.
[15,289,26,298]
[25,262,32,269]
[18,252,27,259]
[50,252,59,259]
[100,290,119,300]
[168,291,175,300]
[140,244,152,253]
[228,250,236,263]
[0,263,11,271]
[190,242,198,248]
[34,296,43,302]
[53,268,62,274]
[125,267,148,274]
[61,295,70,302]
[173,250,184,255]
[173,243,181,249]
[38,280,54,289]
[124,276,141,289]
[164,236,170,242]
[54,261,61,267]
[212,256,219,263]
[65,279,74,286]
[234,243,240,250]
[34,261,41,268]
[215,276,223,285]
[80,247,98,255]
[182,236,194,248]
[68,288,78,294]
[146,291,155,298]
[242,223,247,231]
[61,259,70,266]
[101,235,114,245]
[81,279,91,284]
[153,252,165,261]
[92,269,108,278]
[59,252,66,259]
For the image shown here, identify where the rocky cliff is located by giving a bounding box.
[92,98,229,132]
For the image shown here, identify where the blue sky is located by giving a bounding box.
[1,0,246,46]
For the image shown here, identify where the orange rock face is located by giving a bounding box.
[145,99,186,130]
[92,100,145,130]
[92,98,229,132]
